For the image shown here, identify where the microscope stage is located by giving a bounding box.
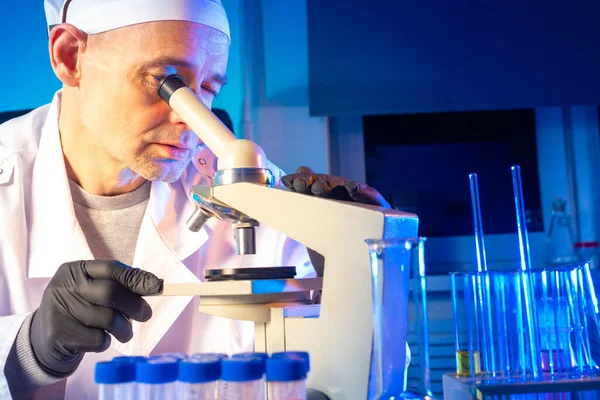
[205,266,296,281]
[161,277,322,297]
[161,277,322,322]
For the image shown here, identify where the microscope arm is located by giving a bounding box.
[158,75,418,399]
[210,182,417,398]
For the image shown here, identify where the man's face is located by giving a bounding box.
[77,21,229,182]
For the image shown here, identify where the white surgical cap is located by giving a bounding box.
[43,0,230,39]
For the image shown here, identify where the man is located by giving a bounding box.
[0,0,392,399]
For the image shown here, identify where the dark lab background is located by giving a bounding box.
[307,1,600,116]
[307,0,600,238]
[363,110,541,237]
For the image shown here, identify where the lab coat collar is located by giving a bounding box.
[27,93,94,278]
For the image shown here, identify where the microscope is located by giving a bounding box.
[156,75,418,399]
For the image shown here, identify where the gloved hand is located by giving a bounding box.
[281,166,391,208]
[30,260,163,377]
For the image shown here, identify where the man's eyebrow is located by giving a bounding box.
[137,57,197,72]
[210,74,228,86]
[137,57,227,85]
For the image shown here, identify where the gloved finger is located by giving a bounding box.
[344,181,391,207]
[63,322,111,354]
[105,312,134,344]
[310,176,332,196]
[292,173,316,194]
[78,279,153,322]
[67,299,133,343]
[295,166,315,174]
[281,166,316,191]
[310,175,348,196]
[280,174,294,190]
[281,173,313,193]
[318,185,354,202]
[82,260,164,296]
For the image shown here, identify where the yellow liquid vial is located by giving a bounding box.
[456,350,481,376]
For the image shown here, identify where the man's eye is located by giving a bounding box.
[146,75,166,91]
[202,86,218,96]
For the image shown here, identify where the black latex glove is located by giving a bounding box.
[30,260,163,377]
[281,166,391,208]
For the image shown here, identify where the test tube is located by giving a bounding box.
[511,165,542,379]
[231,352,268,364]
[221,358,265,400]
[266,357,307,400]
[95,361,136,400]
[270,352,310,375]
[136,358,179,400]
[149,353,189,361]
[489,270,530,378]
[450,272,483,378]
[232,352,268,398]
[534,267,574,377]
[112,356,148,364]
[468,173,496,376]
[565,265,597,376]
[191,353,229,361]
[178,356,221,400]
[575,263,600,370]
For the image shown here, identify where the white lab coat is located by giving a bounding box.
[0,92,315,399]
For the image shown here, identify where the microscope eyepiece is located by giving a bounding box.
[157,74,186,103]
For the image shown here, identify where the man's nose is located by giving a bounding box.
[167,107,191,129]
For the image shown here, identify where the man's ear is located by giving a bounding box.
[48,23,88,87]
